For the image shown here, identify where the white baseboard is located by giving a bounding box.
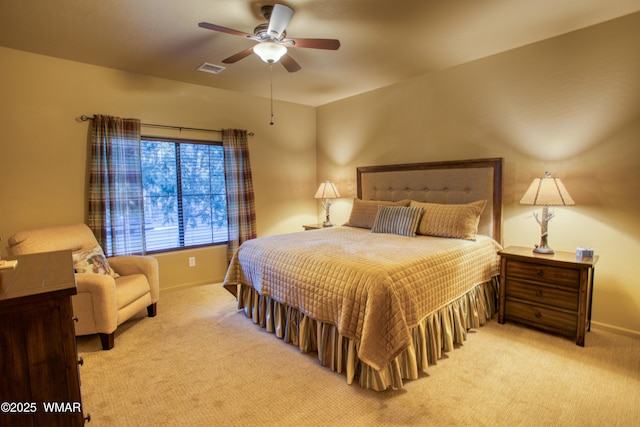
[591,321,640,339]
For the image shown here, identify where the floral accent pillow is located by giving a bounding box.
[73,246,119,278]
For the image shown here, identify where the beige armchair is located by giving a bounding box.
[8,223,159,350]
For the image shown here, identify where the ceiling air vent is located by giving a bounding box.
[197,63,226,75]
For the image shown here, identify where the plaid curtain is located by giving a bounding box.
[223,129,256,262]
[88,115,145,256]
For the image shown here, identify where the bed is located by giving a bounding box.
[223,158,503,391]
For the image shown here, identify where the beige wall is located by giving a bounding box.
[0,46,318,289]
[317,13,640,335]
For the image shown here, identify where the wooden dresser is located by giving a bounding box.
[0,250,88,426]
[498,246,598,346]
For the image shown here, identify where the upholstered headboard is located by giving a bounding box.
[357,158,503,243]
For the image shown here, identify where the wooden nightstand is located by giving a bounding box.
[498,246,598,346]
[302,223,326,230]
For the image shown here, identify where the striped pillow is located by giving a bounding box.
[371,205,423,237]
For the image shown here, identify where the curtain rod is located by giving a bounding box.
[78,115,254,136]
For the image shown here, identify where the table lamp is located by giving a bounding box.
[520,172,575,254]
[314,180,341,227]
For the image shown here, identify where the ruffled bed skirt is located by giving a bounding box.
[234,276,499,391]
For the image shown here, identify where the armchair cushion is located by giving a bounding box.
[109,255,160,304]
[115,274,153,309]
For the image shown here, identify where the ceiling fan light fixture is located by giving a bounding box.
[253,41,287,64]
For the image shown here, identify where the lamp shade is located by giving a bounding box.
[253,42,287,64]
[314,180,341,199]
[520,172,575,206]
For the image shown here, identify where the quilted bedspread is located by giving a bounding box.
[223,226,501,370]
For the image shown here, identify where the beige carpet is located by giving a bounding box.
[77,283,640,427]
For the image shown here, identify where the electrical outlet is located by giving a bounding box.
[188,257,196,267]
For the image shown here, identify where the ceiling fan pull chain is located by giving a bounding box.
[269,63,275,125]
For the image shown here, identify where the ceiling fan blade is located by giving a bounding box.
[285,38,341,50]
[198,22,254,39]
[222,47,255,64]
[267,4,294,38]
[280,54,301,73]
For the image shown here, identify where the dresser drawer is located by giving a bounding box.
[505,279,579,311]
[505,260,580,289]
[505,299,577,336]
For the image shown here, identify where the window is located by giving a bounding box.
[141,137,227,252]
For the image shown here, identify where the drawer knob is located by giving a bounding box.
[78,357,84,366]
[535,290,544,297]
[534,310,542,319]
[73,316,79,322]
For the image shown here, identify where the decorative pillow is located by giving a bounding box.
[345,198,411,229]
[73,246,119,278]
[371,205,423,237]
[410,200,487,240]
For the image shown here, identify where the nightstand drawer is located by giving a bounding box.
[505,299,577,336]
[506,260,580,289]
[505,279,579,311]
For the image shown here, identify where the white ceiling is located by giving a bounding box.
[1,0,639,107]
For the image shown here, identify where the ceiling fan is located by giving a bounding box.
[198,3,340,72]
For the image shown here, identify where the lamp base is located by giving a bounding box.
[533,206,554,254]
[533,244,554,254]
[322,201,333,227]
